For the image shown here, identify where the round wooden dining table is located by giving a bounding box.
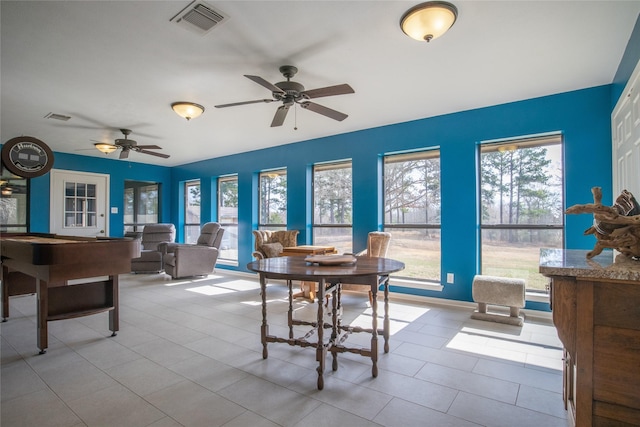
[247,255,404,390]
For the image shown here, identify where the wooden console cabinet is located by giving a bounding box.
[540,249,640,426]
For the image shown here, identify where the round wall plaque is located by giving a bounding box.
[1,136,54,178]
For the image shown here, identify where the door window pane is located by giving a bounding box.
[63,181,97,229]
[65,182,75,196]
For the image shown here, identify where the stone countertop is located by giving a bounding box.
[539,248,640,282]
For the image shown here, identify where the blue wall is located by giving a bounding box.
[24,152,172,235]
[172,85,613,309]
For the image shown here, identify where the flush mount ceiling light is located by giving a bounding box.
[171,102,205,121]
[400,1,458,42]
[94,143,118,154]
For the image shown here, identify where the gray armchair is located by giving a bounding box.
[162,222,224,279]
[131,223,176,273]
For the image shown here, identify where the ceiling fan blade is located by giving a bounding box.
[139,149,170,159]
[271,105,290,127]
[301,84,355,99]
[300,102,348,121]
[119,149,130,159]
[135,144,162,150]
[244,75,285,94]
[215,99,274,108]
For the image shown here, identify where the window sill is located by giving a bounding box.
[388,277,443,292]
[388,279,549,303]
[217,259,239,268]
[525,291,550,303]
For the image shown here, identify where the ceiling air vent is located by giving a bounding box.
[44,112,71,121]
[170,1,228,36]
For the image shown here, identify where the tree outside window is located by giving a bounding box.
[259,169,286,230]
[313,161,352,254]
[218,175,238,261]
[384,150,441,281]
[480,135,564,292]
[184,180,200,244]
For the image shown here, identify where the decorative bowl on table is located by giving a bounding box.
[304,254,357,265]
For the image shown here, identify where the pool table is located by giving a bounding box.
[1,233,140,353]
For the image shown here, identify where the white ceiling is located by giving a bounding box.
[2,1,639,167]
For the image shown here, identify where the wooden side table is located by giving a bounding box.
[281,245,337,256]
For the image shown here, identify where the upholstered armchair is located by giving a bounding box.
[252,229,299,259]
[131,223,176,273]
[357,231,391,258]
[342,231,392,304]
[162,222,224,279]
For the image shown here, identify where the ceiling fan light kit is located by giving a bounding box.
[400,1,457,42]
[215,65,354,127]
[171,102,205,121]
[94,143,118,154]
[93,129,170,159]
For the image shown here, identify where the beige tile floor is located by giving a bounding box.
[1,272,568,426]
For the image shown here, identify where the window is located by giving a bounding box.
[0,169,28,233]
[184,180,201,244]
[218,175,238,261]
[480,134,564,292]
[65,182,97,228]
[384,150,441,281]
[259,169,287,231]
[313,161,352,254]
[124,181,160,233]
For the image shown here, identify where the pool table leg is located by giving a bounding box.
[1,265,8,322]
[37,279,48,354]
[109,275,119,336]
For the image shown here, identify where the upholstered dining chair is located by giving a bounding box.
[341,231,392,304]
[252,229,300,259]
[161,222,224,279]
[130,223,176,273]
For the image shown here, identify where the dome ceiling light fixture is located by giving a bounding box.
[400,1,458,42]
[171,102,205,121]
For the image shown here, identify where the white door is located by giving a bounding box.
[50,169,109,237]
[612,58,640,199]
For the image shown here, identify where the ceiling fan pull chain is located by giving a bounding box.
[294,104,298,131]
